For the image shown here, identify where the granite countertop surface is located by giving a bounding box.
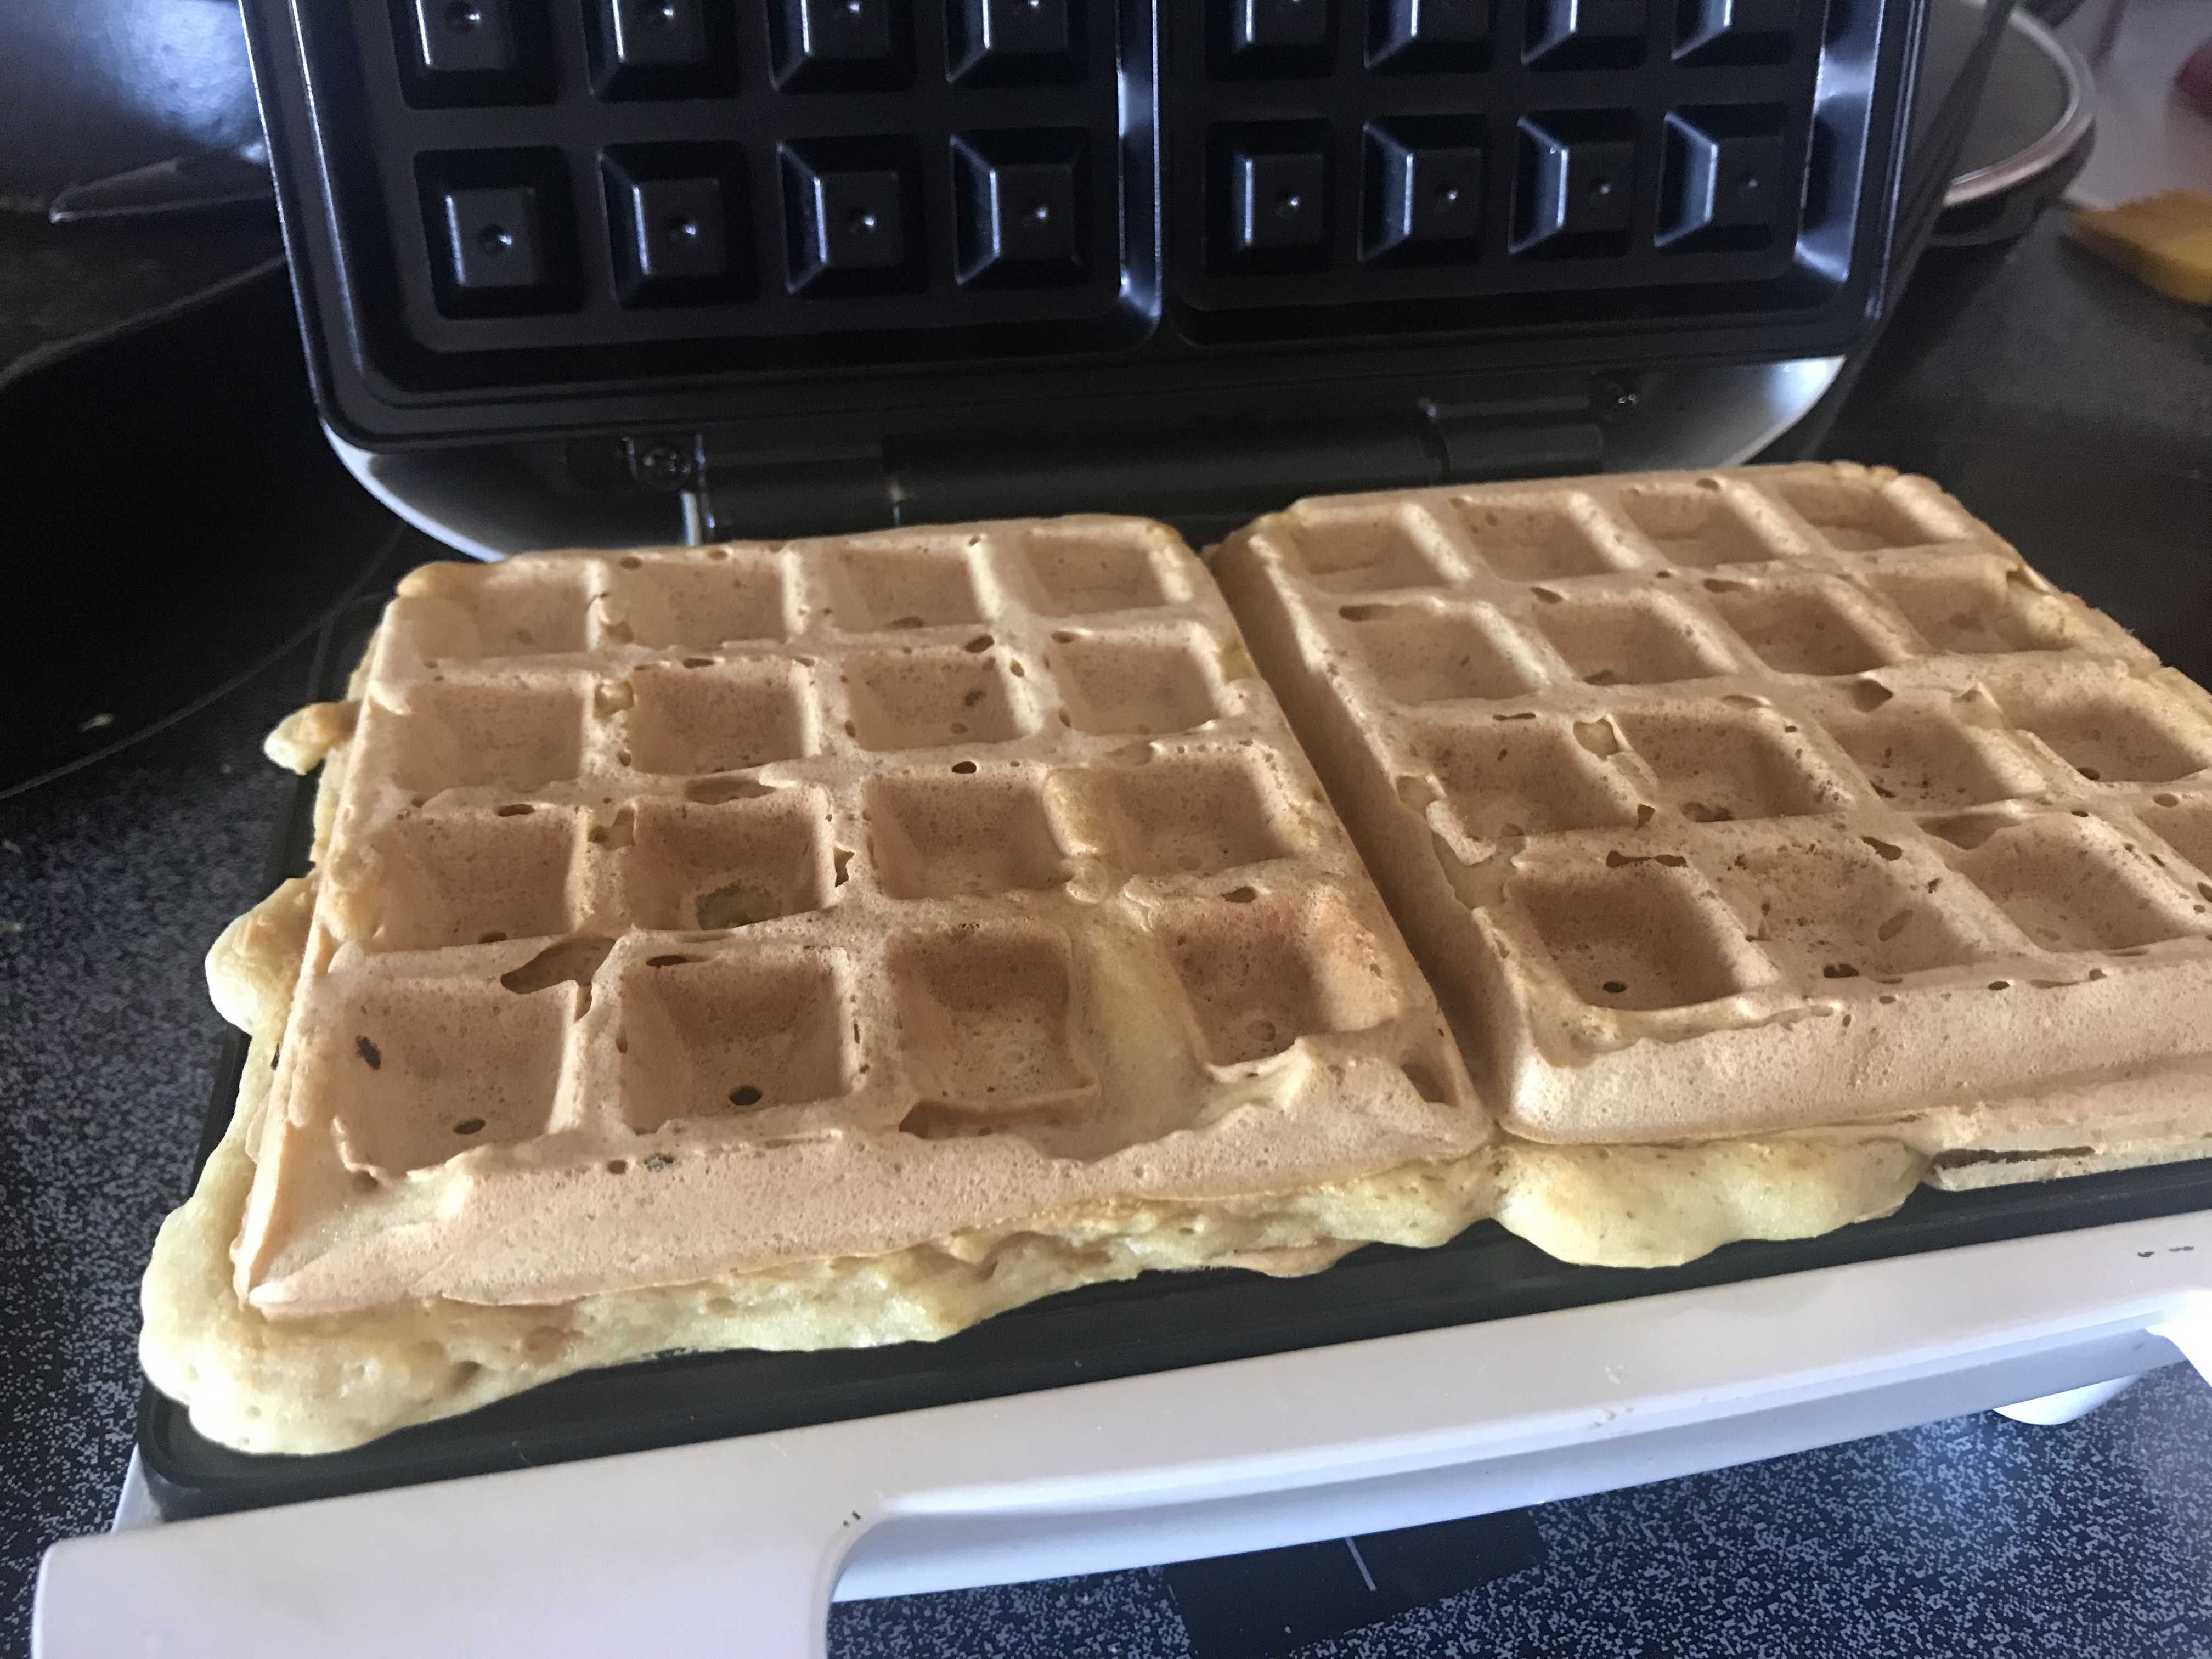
[3,212,2210,1657]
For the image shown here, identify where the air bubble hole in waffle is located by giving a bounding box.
[214,516,1486,1332]
[1217,464,2212,1153]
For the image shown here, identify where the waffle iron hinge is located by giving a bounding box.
[585,375,1622,550]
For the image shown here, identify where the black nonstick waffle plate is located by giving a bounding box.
[139,575,2212,1521]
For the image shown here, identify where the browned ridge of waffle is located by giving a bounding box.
[224,516,1482,1319]
[1216,464,2212,1154]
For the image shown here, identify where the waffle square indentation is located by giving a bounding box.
[1705,580,1897,674]
[2141,794,2212,879]
[325,979,567,1172]
[339,806,581,950]
[1361,117,1485,264]
[1047,631,1220,734]
[1617,702,1850,820]
[1286,506,1451,593]
[1163,889,1404,1066]
[1714,829,1984,979]
[1865,562,2070,656]
[844,650,1024,751]
[1613,479,1784,568]
[416,150,578,317]
[1018,525,1170,614]
[1423,718,1645,839]
[1340,602,1541,703]
[1825,706,2039,810]
[1453,496,1614,579]
[768,0,913,90]
[947,0,1081,84]
[1955,816,2207,951]
[606,550,786,648]
[619,952,851,1132]
[1997,684,2212,785]
[600,145,749,304]
[408,561,593,659]
[893,924,1096,1132]
[1094,753,1301,876]
[825,541,985,632]
[1368,0,1491,71]
[625,660,812,775]
[780,137,922,294]
[1534,594,1732,684]
[585,0,738,100]
[952,128,1090,287]
[627,794,830,930]
[385,679,588,794]
[1514,862,1756,1010]
[1770,471,1943,551]
[867,774,1065,899]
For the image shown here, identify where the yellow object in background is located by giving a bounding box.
[2068,190,2212,305]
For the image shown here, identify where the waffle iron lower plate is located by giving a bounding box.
[139,579,2212,1521]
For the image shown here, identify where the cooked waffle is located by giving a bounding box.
[145,515,1497,1451]
[1216,464,2212,1173]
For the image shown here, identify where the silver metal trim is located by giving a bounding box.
[1945,8,2096,209]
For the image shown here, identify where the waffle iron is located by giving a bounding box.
[42,2,2212,1655]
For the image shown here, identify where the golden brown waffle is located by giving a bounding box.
[146,515,1496,1448]
[1216,464,2212,1168]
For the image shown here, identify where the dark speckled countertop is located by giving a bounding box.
[4,212,2211,1657]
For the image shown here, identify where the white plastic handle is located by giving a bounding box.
[38,1209,2212,1659]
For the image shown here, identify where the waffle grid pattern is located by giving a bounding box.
[1218,464,2212,1139]
[267,516,1468,1248]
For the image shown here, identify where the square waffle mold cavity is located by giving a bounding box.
[249,0,1912,438]
[1216,463,2212,1154]
[223,517,1483,1322]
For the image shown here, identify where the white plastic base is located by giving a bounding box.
[1994,1373,2146,1425]
[38,1208,2212,1658]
